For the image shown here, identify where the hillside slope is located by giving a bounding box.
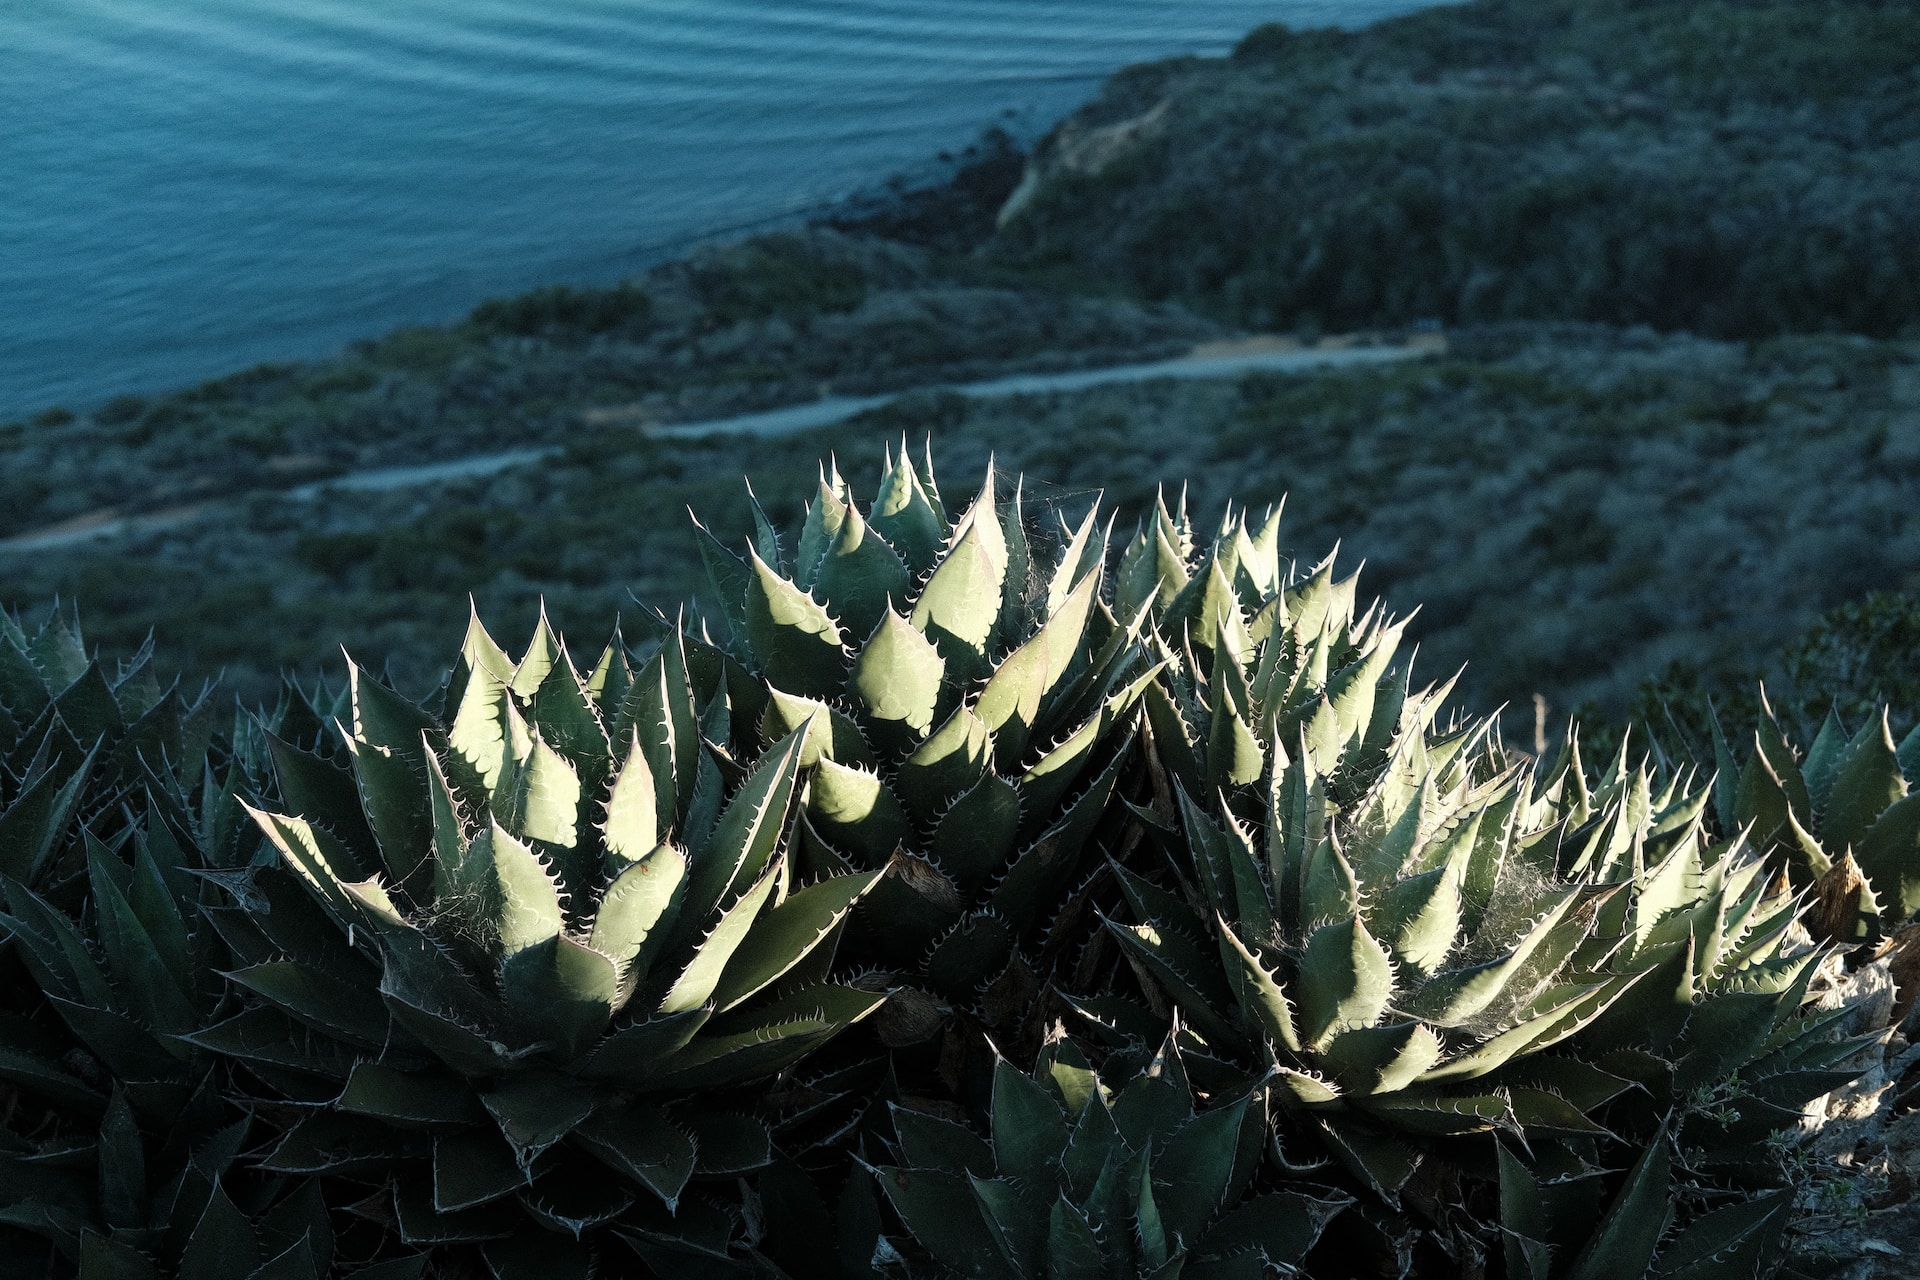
[987,0,1920,339]
[6,324,1915,733]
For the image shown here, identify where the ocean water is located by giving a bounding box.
[2,0,1436,419]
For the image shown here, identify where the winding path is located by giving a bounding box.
[1,333,1442,553]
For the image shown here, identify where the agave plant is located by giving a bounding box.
[0,603,306,1276]
[204,612,885,1275]
[691,448,1155,1058]
[871,1033,1349,1279]
[0,816,290,1279]
[1157,742,1864,1268]
[0,1105,405,1280]
[1091,511,1866,1276]
[0,602,222,892]
[1703,695,1920,942]
[0,1088,403,1280]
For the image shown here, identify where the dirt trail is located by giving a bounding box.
[0,334,1442,554]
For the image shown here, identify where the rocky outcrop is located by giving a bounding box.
[1792,930,1920,1277]
[995,98,1170,228]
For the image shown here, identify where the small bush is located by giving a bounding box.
[1630,588,1920,755]
[365,325,470,375]
[468,281,653,338]
[300,363,379,397]
[129,398,189,443]
[698,242,867,324]
[193,361,297,404]
[1784,590,1920,732]
[294,530,382,578]
[93,394,147,425]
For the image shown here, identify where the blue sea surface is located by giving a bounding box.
[2,0,1437,418]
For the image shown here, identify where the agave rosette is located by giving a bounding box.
[203,613,884,1272]
[692,447,1155,1052]
[1095,507,1863,1276]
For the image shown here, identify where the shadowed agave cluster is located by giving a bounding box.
[1096,496,1868,1275]
[0,451,1912,1280]
[1702,694,1920,944]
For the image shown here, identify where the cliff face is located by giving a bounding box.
[985,0,1920,339]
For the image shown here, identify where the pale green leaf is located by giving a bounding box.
[592,842,686,968]
[847,610,946,741]
[603,735,658,866]
[487,822,564,955]
[657,859,782,1014]
[708,869,879,1010]
[869,449,946,574]
[745,550,846,700]
[1297,917,1394,1051]
[814,501,911,642]
[912,515,1006,683]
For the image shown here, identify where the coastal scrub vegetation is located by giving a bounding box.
[7,325,1918,751]
[0,229,1207,543]
[989,0,1920,340]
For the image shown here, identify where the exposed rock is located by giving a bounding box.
[996,99,1171,228]
[1823,958,1899,1043]
[1885,924,1920,1030]
[1792,957,1920,1277]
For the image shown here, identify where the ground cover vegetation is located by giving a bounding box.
[6,325,1919,747]
[2,456,1912,1279]
[0,232,1210,546]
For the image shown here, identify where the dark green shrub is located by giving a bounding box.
[93,394,147,426]
[468,282,654,338]
[1633,589,1920,755]
[698,242,867,324]
[294,530,383,579]
[1783,590,1920,735]
[364,325,469,376]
